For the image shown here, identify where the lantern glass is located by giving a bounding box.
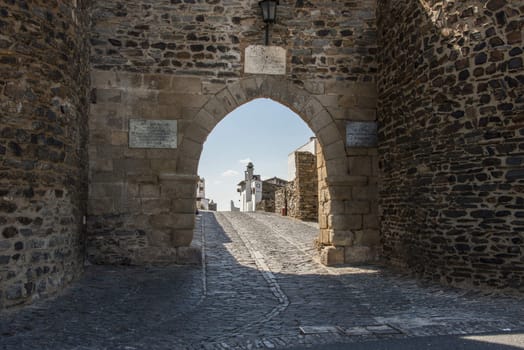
[259,0,278,23]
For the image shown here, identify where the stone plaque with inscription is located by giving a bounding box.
[244,45,286,75]
[129,119,178,149]
[346,121,377,147]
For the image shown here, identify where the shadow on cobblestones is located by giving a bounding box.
[1,211,524,350]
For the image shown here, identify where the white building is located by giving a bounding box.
[196,177,209,210]
[237,162,263,212]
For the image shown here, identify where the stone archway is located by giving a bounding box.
[171,76,378,265]
[87,70,379,266]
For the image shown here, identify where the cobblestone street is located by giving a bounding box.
[1,211,524,349]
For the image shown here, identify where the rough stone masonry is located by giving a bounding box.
[0,0,522,309]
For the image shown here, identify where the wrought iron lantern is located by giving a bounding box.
[259,0,279,45]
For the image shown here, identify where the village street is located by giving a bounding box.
[1,211,524,349]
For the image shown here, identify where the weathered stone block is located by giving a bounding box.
[88,198,114,215]
[348,156,372,175]
[321,140,347,161]
[345,200,370,214]
[346,107,376,121]
[324,158,349,178]
[157,93,207,108]
[344,246,377,264]
[143,74,171,90]
[352,186,377,201]
[353,229,380,246]
[329,214,362,230]
[203,97,230,119]
[172,199,197,213]
[320,246,345,266]
[111,131,128,146]
[116,71,143,89]
[151,160,177,172]
[161,182,197,198]
[171,229,194,247]
[302,98,325,120]
[215,88,238,115]
[140,184,160,198]
[329,230,354,246]
[192,109,217,133]
[328,185,352,200]
[356,96,377,109]
[150,214,194,230]
[91,70,117,88]
[363,214,379,229]
[316,94,339,108]
[304,81,325,95]
[145,149,178,159]
[141,199,171,214]
[323,200,345,214]
[113,159,152,175]
[147,229,173,247]
[319,214,329,229]
[96,88,122,103]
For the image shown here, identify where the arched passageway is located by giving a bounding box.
[196,98,315,213]
[87,75,380,266]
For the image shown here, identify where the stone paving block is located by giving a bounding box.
[176,246,201,265]
[366,324,402,335]
[299,326,340,335]
[341,326,373,336]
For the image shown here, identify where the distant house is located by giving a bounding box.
[257,177,288,213]
[196,177,215,211]
[264,177,288,187]
[236,163,286,212]
[237,162,262,212]
[230,200,240,212]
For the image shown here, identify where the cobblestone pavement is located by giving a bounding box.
[1,211,524,349]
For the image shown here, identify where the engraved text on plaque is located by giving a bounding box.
[129,119,178,149]
[346,121,377,147]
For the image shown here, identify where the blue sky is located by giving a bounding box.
[198,98,314,211]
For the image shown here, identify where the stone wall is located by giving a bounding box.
[294,151,319,221]
[275,151,318,221]
[87,0,380,266]
[377,0,524,292]
[0,0,91,308]
[275,182,295,217]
